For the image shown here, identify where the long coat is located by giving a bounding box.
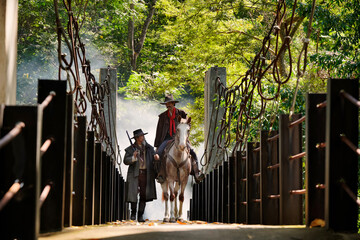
[124,142,157,203]
[154,108,187,148]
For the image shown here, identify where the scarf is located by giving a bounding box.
[168,107,176,137]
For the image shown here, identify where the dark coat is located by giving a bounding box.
[124,142,157,203]
[154,108,187,147]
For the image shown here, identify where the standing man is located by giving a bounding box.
[154,94,205,184]
[124,129,159,222]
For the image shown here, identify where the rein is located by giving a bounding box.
[168,153,189,182]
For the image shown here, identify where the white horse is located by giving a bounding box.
[161,116,191,222]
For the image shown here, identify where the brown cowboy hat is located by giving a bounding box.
[160,94,179,105]
[132,129,148,139]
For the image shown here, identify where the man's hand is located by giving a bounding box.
[154,154,160,161]
[132,150,139,162]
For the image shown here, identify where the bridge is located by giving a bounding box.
[0,0,359,239]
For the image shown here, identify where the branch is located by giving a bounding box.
[134,0,157,54]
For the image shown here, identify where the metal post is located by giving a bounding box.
[204,66,226,173]
[325,78,359,232]
[305,94,326,227]
[260,131,279,225]
[38,79,67,233]
[101,151,107,223]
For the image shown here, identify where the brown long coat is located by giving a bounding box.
[154,108,187,148]
[124,142,157,203]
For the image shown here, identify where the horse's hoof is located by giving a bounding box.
[163,218,170,223]
[170,217,176,223]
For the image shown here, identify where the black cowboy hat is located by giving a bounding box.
[132,129,148,139]
[160,94,179,105]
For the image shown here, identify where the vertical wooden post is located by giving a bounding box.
[325,79,359,232]
[204,66,226,173]
[305,94,326,227]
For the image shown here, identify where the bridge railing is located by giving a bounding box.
[0,78,126,240]
[190,77,359,232]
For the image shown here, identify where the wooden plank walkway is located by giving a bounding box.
[39,220,360,240]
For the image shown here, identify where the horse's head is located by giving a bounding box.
[175,115,191,151]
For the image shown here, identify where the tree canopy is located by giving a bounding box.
[17,0,360,146]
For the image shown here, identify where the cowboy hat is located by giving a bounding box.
[160,94,179,105]
[132,129,148,139]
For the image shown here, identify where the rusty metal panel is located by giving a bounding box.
[217,165,223,222]
[0,106,42,240]
[208,171,213,222]
[222,161,229,223]
[237,151,246,224]
[212,168,218,222]
[85,131,95,225]
[306,94,326,227]
[260,130,279,225]
[38,80,67,233]
[279,114,303,225]
[101,151,107,223]
[246,142,260,224]
[93,142,102,224]
[325,79,359,232]
[229,156,237,223]
[72,116,87,226]
[64,94,74,227]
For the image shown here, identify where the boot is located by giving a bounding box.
[130,202,137,221]
[190,149,205,183]
[156,153,166,184]
[137,201,146,222]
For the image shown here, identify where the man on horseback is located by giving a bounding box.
[154,94,205,184]
[124,129,158,222]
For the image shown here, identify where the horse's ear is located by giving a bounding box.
[187,117,191,124]
[177,115,182,123]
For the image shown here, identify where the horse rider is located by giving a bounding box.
[124,129,159,222]
[154,94,205,184]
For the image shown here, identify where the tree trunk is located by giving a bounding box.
[128,0,157,71]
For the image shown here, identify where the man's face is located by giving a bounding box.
[135,135,145,145]
[165,102,175,111]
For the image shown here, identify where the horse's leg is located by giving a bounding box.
[168,180,176,223]
[178,175,189,221]
[161,181,170,222]
[174,182,180,220]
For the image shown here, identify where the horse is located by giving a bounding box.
[161,116,192,222]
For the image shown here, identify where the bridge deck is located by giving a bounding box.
[39,221,359,240]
